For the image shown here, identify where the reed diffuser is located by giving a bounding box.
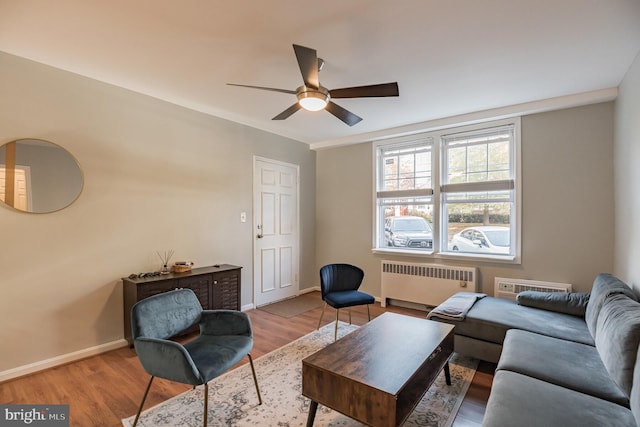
[157,250,174,274]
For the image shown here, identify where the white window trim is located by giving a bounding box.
[372,117,521,264]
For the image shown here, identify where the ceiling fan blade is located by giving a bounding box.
[325,101,363,126]
[330,82,399,99]
[272,103,302,120]
[227,83,296,95]
[293,44,320,89]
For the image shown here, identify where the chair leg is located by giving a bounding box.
[132,376,154,427]
[348,309,352,325]
[203,383,208,427]
[317,302,327,330]
[334,309,339,341]
[367,304,371,321]
[247,353,263,405]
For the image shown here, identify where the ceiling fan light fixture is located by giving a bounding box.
[297,87,330,111]
[228,44,398,125]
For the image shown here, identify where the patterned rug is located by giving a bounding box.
[122,322,478,427]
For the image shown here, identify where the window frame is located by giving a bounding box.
[372,118,521,264]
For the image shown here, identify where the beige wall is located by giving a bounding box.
[316,143,377,294]
[614,51,640,292]
[316,102,615,296]
[0,52,316,374]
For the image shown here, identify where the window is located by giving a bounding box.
[374,119,520,262]
[376,138,434,251]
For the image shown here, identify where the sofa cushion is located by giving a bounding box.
[435,296,594,346]
[595,293,640,396]
[516,291,590,317]
[630,343,640,424]
[585,273,638,338]
[497,329,629,407]
[482,371,637,427]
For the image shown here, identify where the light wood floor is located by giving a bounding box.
[0,293,495,426]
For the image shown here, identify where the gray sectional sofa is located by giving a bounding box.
[431,273,640,427]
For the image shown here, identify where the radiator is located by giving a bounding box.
[380,261,477,308]
[494,277,572,300]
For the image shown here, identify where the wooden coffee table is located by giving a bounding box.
[302,312,454,427]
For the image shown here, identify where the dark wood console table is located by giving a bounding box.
[122,264,242,346]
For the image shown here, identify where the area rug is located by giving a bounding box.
[257,292,324,318]
[123,322,478,427]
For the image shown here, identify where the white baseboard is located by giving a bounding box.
[244,287,321,312]
[0,339,128,383]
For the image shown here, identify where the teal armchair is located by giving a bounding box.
[131,289,262,426]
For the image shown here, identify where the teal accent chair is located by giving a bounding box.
[130,289,262,427]
[317,263,375,341]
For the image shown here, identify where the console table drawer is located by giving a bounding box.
[137,279,178,300]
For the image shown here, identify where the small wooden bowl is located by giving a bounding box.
[173,262,193,273]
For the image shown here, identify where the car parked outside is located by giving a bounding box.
[449,226,510,255]
[384,216,433,249]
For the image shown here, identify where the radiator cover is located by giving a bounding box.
[494,277,572,300]
[381,261,477,308]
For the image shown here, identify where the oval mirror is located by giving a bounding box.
[0,139,84,213]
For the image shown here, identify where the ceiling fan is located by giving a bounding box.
[228,44,399,126]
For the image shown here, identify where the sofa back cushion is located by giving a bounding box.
[595,293,640,396]
[585,273,638,338]
[516,291,590,317]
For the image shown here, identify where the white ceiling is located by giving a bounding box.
[1,0,639,147]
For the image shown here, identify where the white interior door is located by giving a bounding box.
[0,166,31,211]
[253,157,299,307]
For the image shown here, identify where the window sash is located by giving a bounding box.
[442,125,515,187]
[378,139,434,194]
